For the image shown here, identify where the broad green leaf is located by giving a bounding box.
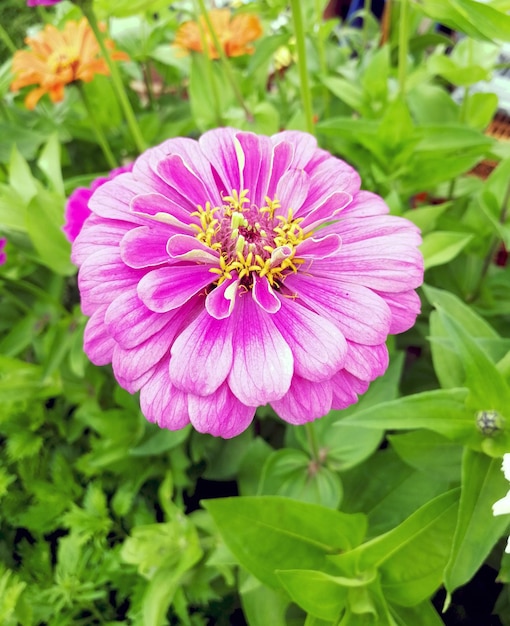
[239,572,290,626]
[37,134,65,197]
[444,450,510,597]
[402,202,451,233]
[390,602,444,626]
[325,424,383,473]
[258,449,343,508]
[203,428,253,480]
[25,189,74,276]
[94,0,171,18]
[361,46,390,111]
[204,496,367,589]
[277,569,374,621]
[329,489,459,576]
[238,437,274,496]
[0,355,61,409]
[407,84,459,125]
[465,92,498,130]
[414,124,493,152]
[417,0,510,41]
[435,309,510,419]
[341,388,474,441]
[379,493,459,606]
[420,231,473,269]
[8,145,37,206]
[320,76,364,112]
[342,448,451,537]
[129,426,190,456]
[424,284,501,389]
[389,431,463,482]
[427,54,489,86]
[0,184,27,232]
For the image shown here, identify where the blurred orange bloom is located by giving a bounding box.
[174,9,263,59]
[11,18,129,110]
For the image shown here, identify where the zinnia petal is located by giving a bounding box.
[72,128,423,438]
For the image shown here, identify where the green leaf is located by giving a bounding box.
[342,448,452,537]
[420,231,473,269]
[129,426,190,456]
[0,184,27,232]
[258,449,343,509]
[417,0,510,41]
[204,496,366,590]
[389,431,463,482]
[8,145,37,206]
[277,569,374,621]
[320,76,364,112]
[434,308,510,418]
[465,92,498,130]
[25,189,74,276]
[37,134,65,197]
[94,0,172,19]
[444,449,510,597]
[390,602,444,626]
[341,388,474,441]
[401,202,451,233]
[239,572,290,626]
[427,54,489,86]
[424,284,502,389]
[329,489,459,577]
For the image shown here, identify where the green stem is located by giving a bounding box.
[467,180,510,302]
[290,0,315,135]
[192,0,223,125]
[76,83,117,170]
[80,3,146,154]
[195,0,253,122]
[398,0,410,95]
[0,22,16,54]
[305,422,321,464]
[314,0,330,119]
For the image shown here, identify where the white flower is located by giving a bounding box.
[493,453,510,553]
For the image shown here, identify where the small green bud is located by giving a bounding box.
[476,410,505,436]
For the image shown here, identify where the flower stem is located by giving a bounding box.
[290,0,315,135]
[314,0,330,119]
[0,22,16,54]
[76,83,117,170]
[467,179,510,302]
[305,422,321,464]
[398,0,410,96]
[192,0,223,126]
[80,3,146,154]
[195,0,253,122]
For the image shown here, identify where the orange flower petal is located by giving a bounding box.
[10,17,127,109]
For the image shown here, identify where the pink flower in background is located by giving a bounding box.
[63,164,133,243]
[27,0,61,5]
[0,239,6,265]
[72,129,423,438]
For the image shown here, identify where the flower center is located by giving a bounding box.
[191,189,306,287]
[48,47,80,75]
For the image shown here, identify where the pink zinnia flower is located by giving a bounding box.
[64,164,133,243]
[72,129,423,438]
[0,238,6,265]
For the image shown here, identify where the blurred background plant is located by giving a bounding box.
[1,1,510,624]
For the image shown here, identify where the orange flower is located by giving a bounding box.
[174,9,263,59]
[11,18,129,110]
